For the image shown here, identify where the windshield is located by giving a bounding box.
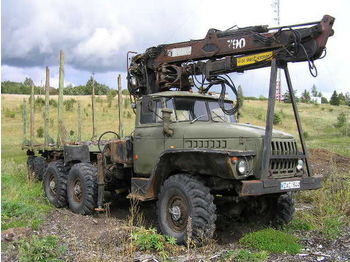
[165,97,236,123]
[208,101,236,123]
[173,98,209,122]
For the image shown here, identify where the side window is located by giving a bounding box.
[140,98,163,124]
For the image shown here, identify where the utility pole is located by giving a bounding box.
[272,0,282,102]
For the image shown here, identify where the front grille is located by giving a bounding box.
[184,139,227,149]
[270,139,298,178]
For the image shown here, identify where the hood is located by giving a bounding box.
[173,122,294,139]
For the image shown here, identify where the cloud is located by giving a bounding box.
[1,0,349,96]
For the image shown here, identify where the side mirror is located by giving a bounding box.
[162,108,174,136]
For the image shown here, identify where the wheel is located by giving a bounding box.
[43,160,68,208]
[157,174,216,244]
[67,163,98,215]
[271,192,295,226]
[27,156,35,178]
[33,157,47,181]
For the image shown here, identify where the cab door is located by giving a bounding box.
[133,97,164,176]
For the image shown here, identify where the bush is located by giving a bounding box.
[239,228,302,254]
[36,127,44,138]
[131,227,177,258]
[273,113,282,125]
[49,99,57,108]
[35,97,45,108]
[303,131,309,139]
[63,98,76,111]
[19,235,65,262]
[4,109,16,118]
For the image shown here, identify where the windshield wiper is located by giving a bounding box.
[190,114,206,124]
[211,110,226,122]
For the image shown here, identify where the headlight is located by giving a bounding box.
[296,159,304,171]
[237,160,247,175]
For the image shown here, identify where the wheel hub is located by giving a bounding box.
[73,179,83,202]
[169,205,181,221]
[167,195,189,232]
[49,175,56,194]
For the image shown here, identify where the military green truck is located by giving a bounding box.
[25,15,334,243]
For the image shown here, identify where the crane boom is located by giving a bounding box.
[128,15,334,96]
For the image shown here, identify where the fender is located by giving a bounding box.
[129,148,255,201]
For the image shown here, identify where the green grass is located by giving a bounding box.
[223,249,268,262]
[239,228,302,254]
[1,160,52,230]
[18,235,66,262]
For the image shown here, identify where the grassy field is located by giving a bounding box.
[1,94,350,261]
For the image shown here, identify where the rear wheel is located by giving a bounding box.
[43,160,68,208]
[157,174,216,244]
[33,157,47,181]
[67,163,98,215]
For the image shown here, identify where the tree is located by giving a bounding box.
[330,90,340,106]
[311,84,318,97]
[23,77,34,87]
[283,90,297,103]
[321,97,328,104]
[237,85,244,108]
[300,89,311,103]
[338,92,346,105]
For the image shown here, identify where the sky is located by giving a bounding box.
[1,0,349,99]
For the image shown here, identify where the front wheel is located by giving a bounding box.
[67,163,98,215]
[157,174,216,244]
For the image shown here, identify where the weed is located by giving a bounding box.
[222,249,268,262]
[63,98,76,111]
[1,160,52,230]
[236,249,268,262]
[284,217,314,232]
[303,131,309,139]
[239,228,302,254]
[18,235,65,262]
[49,99,57,107]
[36,127,44,138]
[273,113,282,125]
[131,227,178,259]
[321,216,345,239]
[296,165,350,239]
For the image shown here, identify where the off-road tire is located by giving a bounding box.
[67,163,98,215]
[43,160,68,208]
[27,156,35,178]
[33,157,47,181]
[157,174,216,244]
[271,192,295,226]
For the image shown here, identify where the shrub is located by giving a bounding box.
[303,131,309,139]
[19,235,65,262]
[273,113,282,125]
[36,127,44,138]
[49,99,57,107]
[35,97,45,108]
[239,228,302,254]
[131,227,177,258]
[4,109,16,118]
[63,98,76,111]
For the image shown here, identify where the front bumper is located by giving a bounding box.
[239,175,323,196]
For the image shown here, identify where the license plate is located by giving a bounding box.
[280,181,300,190]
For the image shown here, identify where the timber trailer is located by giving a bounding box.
[24,15,335,243]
